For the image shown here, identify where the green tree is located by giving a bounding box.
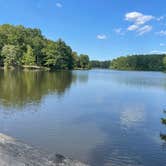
[43,39,73,70]
[79,54,90,69]
[110,54,166,71]
[55,39,73,69]
[163,56,166,70]
[72,51,80,68]
[1,45,21,67]
[31,36,45,65]
[22,45,35,65]
[42,40,58,69]
[90,60,110,68]
[0,24,90,70]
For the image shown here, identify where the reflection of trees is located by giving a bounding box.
[72,71,89,84]
[160,134,166,141]
[111,71,166,90]
[0,70,74,107]
[77,72,89,83]
[160,110,166,142]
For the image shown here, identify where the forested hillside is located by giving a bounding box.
[0,24,90,70]
[110,54,166,71]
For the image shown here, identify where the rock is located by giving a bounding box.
[0,133,89,166]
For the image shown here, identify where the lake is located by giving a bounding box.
[0,69,166,166]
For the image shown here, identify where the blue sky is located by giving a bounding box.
[0,0,166,60]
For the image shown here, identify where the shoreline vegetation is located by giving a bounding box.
[0,24,90,71]
[0,24,166,72]
[110,54,166,71]
[91,54,166,72]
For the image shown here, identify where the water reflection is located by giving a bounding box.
[0,70,89,108]
[0,70,166,166]
[160,110,166,142]
[74,111,144,166]
[120,105,145,129]
[110,71,166,90]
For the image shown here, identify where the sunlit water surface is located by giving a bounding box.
[0,69,166,166]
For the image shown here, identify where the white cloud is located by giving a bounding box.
[97,34,107,40]
[56,2,63,8]
[156,30,166,36]
[125,12,154,35]
[137,25,152,35]
[125,12,154,25]
[120,106,145,128]
[127,24,139,31]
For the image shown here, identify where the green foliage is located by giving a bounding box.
[42,39,74,70]
[53,39,73,70]
[0,53,3,66]
[1,45,21,67]
[0,24,90,70]
[79,54,90,69]
[163,56,166,70]
[110,54,166,71]
[161,118,166,125]
[71,52,91,69]
[42,40,58,69]
[22,45,35,65]
[90,60,111,68]
[72,52,80,68]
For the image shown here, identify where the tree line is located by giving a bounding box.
[110,54,166,71]
[1,24,166,72]
[0,24,90,70]
[90,60,111,69]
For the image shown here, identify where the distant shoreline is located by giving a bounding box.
[0,65,165,73]
[0,65,49,71]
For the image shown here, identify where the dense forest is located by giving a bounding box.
[110,54,166,71]
[90,60,111,68]
[0,24,90,70]
[1,24,166,72]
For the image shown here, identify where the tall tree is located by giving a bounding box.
[72,51,80,68]
[79,54,90,69]
[42,40,58,69]
[22,45,35,65]
[1,45,21,67]
[55,39,73,69]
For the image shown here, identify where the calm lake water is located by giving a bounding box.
[0,69,166,166]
